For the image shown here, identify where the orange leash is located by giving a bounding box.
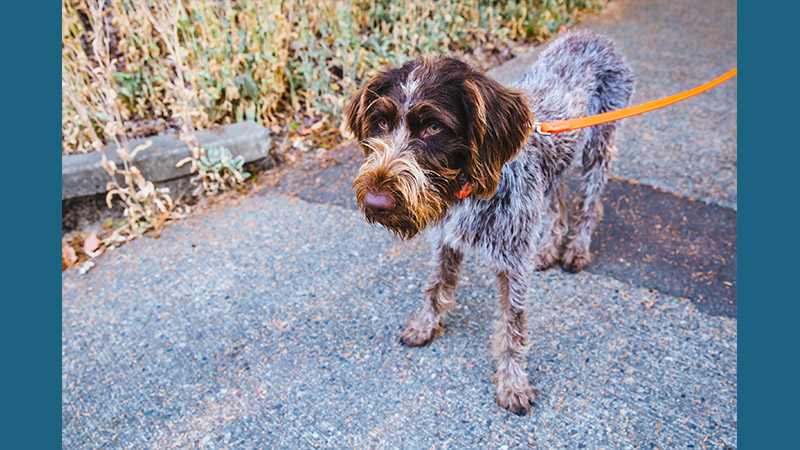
[456,68,737,199]
[535,68,737,135]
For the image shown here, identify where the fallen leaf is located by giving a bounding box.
[83,233,101,255]
[62,245,77,267]
[309,120,325,132]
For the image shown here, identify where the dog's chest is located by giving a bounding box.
[432,201,485,253]
[432,184,545,257]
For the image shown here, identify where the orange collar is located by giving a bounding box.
[456,182,474,199]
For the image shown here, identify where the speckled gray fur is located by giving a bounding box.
[417,32,634,413]
[349,31,635,414]
[435,32,634,270]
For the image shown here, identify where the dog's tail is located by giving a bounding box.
[585,35,635,125]
[578,32,634,188]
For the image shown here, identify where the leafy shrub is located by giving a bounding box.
[62,0,606,156]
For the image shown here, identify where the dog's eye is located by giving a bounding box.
[378,119,389,131]
[423,122,442,137]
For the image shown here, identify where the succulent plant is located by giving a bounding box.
[198,145,251,180]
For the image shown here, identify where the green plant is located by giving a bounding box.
[198,146,251,181]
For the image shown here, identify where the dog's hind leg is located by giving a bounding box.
[562,51,632,272]
[400,243,462,347]
[563,124,617,272]
[535,180,568,271]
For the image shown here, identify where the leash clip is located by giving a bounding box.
[534,122,551,136]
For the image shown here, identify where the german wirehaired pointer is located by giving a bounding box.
[344,32,634,415]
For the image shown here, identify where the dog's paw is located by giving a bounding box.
[492,371,537,416]
[399,314,442,347]
[534,248,560,271]
[562,247,591,273]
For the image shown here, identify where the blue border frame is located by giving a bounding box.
[2,2,61,448]
[738,0,799,447]
[24,0,800,447]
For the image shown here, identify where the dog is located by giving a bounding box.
[344,32,634,415]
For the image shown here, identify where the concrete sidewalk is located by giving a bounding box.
[62,0,737,448]
[63,195,736,449]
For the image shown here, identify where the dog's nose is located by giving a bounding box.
[364,190,395,214]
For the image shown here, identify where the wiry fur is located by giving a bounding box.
[345,32,634,415]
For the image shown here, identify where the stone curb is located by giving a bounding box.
[61,121,273,200]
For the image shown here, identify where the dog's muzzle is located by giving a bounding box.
[363,190,396,217]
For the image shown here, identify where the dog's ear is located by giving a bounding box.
[461,72,532,198]
[343,83,367,143]
[343,69,398,154]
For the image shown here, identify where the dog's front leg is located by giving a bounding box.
[400,244,462,347]
[491,270,537,415]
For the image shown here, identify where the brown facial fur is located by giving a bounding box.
[345,55,532,239]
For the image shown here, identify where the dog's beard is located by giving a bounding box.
[354,139,459,240]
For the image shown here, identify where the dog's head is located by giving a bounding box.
[345,55,532,240]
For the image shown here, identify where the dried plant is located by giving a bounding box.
[63,0,188,256]
[62,0,604,156]
[61,0,606,268]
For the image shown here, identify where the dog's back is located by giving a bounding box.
[517,32,634,125]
